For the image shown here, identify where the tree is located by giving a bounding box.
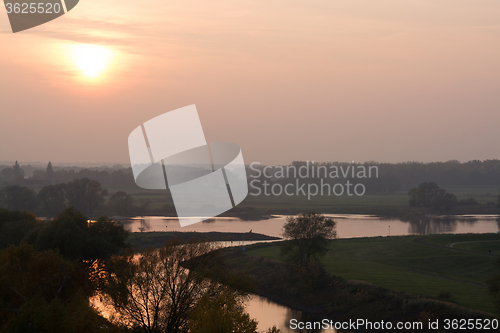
[33,208,128,263]
[0,185,37,212]
[87,216,129,261]
[46,161,54,185]
[137,198,151,216]
[32,208,128,300]
[0,244,114,333]
[37,184,66,217]
[12,161,24,184]
[0,209,38,249]
[408,182,440,207]
[281,212,336,267]
[408,182,457,211]
[0,168,13,182]
[101,240,224,333]
[33,208,90,262]
[108,191,133,216]
[65,178,108,215]
[188,288,258,333]
[434,191,458,211]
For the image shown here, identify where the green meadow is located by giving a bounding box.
[244,233,500,314]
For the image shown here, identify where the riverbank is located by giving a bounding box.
[128,231,280,252]
[112,203,500,221]
[208,234,500,331]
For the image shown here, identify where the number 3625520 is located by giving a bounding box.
[5,3,62,14]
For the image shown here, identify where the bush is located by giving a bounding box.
[458,198,479,206]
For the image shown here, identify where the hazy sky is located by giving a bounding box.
[1,0,499,166]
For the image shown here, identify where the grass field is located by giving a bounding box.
[423,233,500,256]
[98,184,500,216]
[4,182,499,217]
[243,233,500,314]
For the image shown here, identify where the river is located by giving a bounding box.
[114,214,499,332]
[119,214,500,239]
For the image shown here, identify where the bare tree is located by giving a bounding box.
[101,240,224,333]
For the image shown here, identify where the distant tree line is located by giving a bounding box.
[3,159,500,196]
[248,160,500,194]
[0,162,135,187]
[0,178,149,218]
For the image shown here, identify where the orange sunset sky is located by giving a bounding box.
[1,0,500,165]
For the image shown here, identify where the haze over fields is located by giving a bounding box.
[1,0,500,165]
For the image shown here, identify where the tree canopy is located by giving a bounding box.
[408,182,457,211]
[65,178,108,215]
[281,212,336,267]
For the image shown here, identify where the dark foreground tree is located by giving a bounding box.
[101,240,254,333]
[188,288,257,333]
[0,244,116,333]
[281,212,336,267]
[32,207,128,295]
[0,209,38,248]
[34,208,128,263]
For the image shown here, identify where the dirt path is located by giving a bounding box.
[413,236,500,257]
[446,240,500,248]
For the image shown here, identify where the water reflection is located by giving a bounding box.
[118,215,500,239]
[246,295,345,333]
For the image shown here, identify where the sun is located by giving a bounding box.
[69,44,114,79]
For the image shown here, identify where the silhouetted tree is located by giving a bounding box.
[188,288,258,333]
[33,208,127,263]
[432,190,458,211]
[137,198,151,216]
[37,184,66,217]
[0,168,12,182]
[0,244,114,332]
[101,241,223,332]
[108,191,133,216]
[408,182,457,211]
[0,209,38,248]
[0,185,37,212]
[458,197,479,206]
[65,178,108,215]
[281,212,336,267]
[46,161,54,185]
[12,161,24,184]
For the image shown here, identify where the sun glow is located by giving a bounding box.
[69,44,114,78]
